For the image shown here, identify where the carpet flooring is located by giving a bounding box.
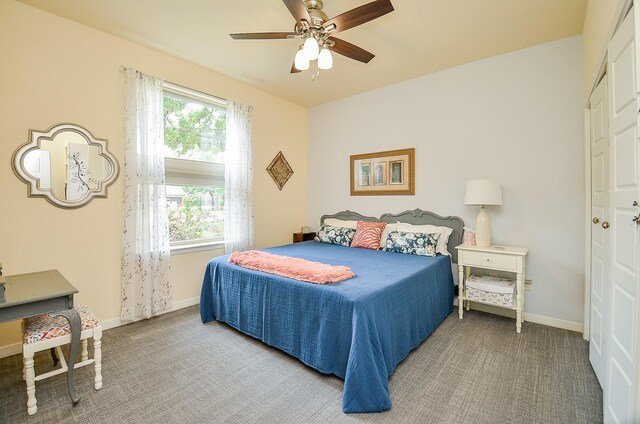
[0,306,602,423]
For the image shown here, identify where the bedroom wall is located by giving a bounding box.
[0,1,307,351]
[307,36,585,328]
[582,0,627,99]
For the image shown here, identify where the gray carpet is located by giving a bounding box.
[0,306,602,423]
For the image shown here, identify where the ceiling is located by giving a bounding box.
[17,0,588,107]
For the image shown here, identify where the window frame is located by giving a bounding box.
[162,82,227,253]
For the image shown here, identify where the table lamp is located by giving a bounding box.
[464,179,502,247]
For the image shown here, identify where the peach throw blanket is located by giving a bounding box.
[228,250,355,284]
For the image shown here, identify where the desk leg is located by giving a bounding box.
[54,308,81,405]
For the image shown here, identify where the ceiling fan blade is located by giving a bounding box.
[329,37,375,63]
[230,32,297,40]
[282,0,312,25]
[324,0,394,34]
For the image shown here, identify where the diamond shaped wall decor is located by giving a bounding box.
[266,151,294,191]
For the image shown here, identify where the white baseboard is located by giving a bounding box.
[2,297,583,359]
[0,296,200,359]
[453,298,583,333]
[0,342,22,359]
[101,296,200,330]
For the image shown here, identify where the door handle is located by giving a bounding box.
[593,217,600,224]
[602,221,610,229]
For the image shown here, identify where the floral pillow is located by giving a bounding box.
[314,224,356,247]
[383,231,440,256]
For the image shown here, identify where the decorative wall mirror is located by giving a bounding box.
[12,123,119,209]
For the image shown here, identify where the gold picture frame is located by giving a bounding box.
[350,148,415,196]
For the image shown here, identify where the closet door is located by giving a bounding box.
[589,76,610,389]
[606,8,640,423]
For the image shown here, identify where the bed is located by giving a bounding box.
[200,209,464,413]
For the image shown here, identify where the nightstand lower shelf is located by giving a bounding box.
[456,244,528,333]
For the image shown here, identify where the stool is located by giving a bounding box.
[22,305,102,415]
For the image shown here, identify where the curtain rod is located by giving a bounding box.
[119,65,227,103]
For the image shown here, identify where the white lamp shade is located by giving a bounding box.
[464,179,503,206]
[294,48,310,71]
[318,47,333,70]
[303,37,319,60]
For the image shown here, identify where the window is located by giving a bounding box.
[162,82,226,249]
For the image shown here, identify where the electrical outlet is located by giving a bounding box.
[525,279,533,291]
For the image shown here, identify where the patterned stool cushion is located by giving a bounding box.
[23,305,99,344]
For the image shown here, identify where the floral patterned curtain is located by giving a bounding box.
[224,101,254,253]
[121,68,172,320]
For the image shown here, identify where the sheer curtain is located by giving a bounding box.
[121,68,172,321]
[225,101,254,253]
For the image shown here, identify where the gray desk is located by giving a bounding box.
[0,270,82,405]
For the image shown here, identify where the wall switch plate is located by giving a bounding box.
[525,279,533,290]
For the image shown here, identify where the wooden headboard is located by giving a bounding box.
[319,208,464,263]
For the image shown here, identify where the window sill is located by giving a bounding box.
[170,241,225,256]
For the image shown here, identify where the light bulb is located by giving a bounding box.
[294,48,309,71]
[318,47,333,70]
[303,36,319,60]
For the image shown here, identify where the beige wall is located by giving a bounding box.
[582,0,627,99]
[0,1,308,348]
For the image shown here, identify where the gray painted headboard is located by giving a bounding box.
[319,209,465,263]
[320,210,378,224]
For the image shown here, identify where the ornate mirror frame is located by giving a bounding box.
[12,123,119,209]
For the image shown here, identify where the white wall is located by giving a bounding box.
[308,36,585,325]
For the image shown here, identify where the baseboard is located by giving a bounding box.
[2,297,582,359]
[453,299,583,333]
[0,342,22,359]
[101,296,200,330]
[0,296,200,359]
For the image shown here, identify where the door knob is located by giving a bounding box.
[602,221,610,229]
[593,217,600,224]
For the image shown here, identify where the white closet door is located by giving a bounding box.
[606,8,640,423]
[589,76,610,389]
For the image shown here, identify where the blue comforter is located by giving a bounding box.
[200,241,454,413]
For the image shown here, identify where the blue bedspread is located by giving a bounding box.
[200,242,454,413]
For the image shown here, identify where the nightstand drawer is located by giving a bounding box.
[462,250,517,271]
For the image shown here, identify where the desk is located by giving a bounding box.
[0,270,82,406]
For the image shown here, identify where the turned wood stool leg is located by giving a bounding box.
[93,326,103,390]
[81,339,89,362]
[24,347,37,415]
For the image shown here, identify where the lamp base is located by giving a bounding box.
[475,206,492,247]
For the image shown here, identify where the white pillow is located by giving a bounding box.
[397,222,453,256]
[323,218,358,229]
[379,222,399,247]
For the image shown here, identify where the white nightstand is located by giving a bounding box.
[455,244,528,333]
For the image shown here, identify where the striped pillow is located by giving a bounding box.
[350,221,387,250]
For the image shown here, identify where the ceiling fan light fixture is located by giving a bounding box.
[303,36,320,60]
[295,47,310,71]
[318,47,333,70]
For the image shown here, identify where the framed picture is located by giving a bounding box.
[373,162,386,186]
[358,162,371,186]
[350,148,415,196]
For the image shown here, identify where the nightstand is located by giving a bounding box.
[293,232,316,243]
[455,244,528,333]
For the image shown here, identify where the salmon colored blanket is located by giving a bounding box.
[228,250,355,284]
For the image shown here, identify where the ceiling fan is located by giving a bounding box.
[230,0,394,74]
